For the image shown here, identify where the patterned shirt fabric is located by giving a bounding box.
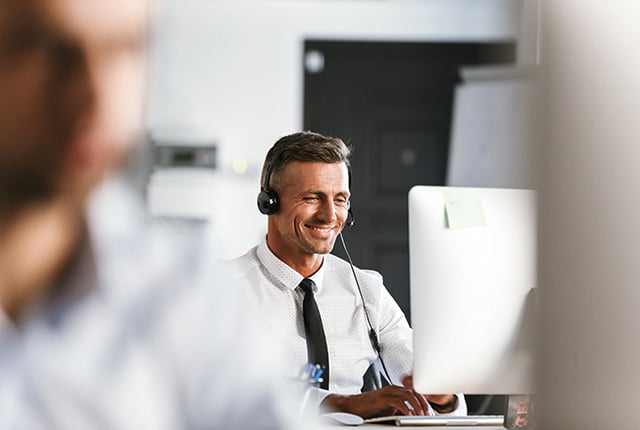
[228,239,466,415]
[0,178,306,430]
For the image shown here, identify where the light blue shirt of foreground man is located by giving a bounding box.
[0,1,303,429]
[229,131,467,419]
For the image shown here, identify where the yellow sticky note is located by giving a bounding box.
[444,191,487,229]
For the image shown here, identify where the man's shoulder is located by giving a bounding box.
[85,179,228,312]
[324,253,384,284]
[226,245,261,275]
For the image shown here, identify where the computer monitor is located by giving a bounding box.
[408,186,537,395]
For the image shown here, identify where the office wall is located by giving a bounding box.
[146,0,523,259]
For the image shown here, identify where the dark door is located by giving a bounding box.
[303,41,515,323]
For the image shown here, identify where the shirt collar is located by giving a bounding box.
[256,238,326,293]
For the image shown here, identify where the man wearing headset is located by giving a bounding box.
[229,131,466,419]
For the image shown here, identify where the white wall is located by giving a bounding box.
[146,0,522,259]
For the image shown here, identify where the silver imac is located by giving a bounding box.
[408,186,537,395]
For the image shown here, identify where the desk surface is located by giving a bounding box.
[320,425,505,429]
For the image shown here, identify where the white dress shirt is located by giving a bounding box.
[229,239,466,415]
[0,178,304,430]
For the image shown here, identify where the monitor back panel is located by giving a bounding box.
[409,186,536,394]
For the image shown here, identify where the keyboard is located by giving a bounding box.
[363,414,505,427]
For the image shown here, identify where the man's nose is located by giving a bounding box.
[317,200,338,223]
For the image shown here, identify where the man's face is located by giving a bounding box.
[0,0,148,209]
[268,161,351,262]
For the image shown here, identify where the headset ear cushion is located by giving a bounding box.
[257,190,279,215]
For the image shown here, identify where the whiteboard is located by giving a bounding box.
[446,79,535,189]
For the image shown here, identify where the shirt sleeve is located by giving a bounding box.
[362,270,413,385]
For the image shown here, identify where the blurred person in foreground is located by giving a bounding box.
[0,1,299,429]
[228,131,467,419]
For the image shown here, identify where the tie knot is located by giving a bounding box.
[299,278,316,294]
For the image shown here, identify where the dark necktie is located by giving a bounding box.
[299,278,330,390]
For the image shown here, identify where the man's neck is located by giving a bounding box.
[0,199,85,323]
[265,238,324,279]
[285,255,324,279]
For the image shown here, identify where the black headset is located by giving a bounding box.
[256,146,355,227]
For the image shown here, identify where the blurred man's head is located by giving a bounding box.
[0,0,149,213]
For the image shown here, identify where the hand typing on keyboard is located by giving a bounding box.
[320,374,458,419]
[403,376,459,414]
[321,383,432,419]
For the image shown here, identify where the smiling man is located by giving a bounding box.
[229,131,466,419]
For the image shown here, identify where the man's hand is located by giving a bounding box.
[320,384,432,419]
[402,375,458,414]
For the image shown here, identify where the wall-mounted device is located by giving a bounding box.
[147,129,219,219]
[154,144,217,169]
